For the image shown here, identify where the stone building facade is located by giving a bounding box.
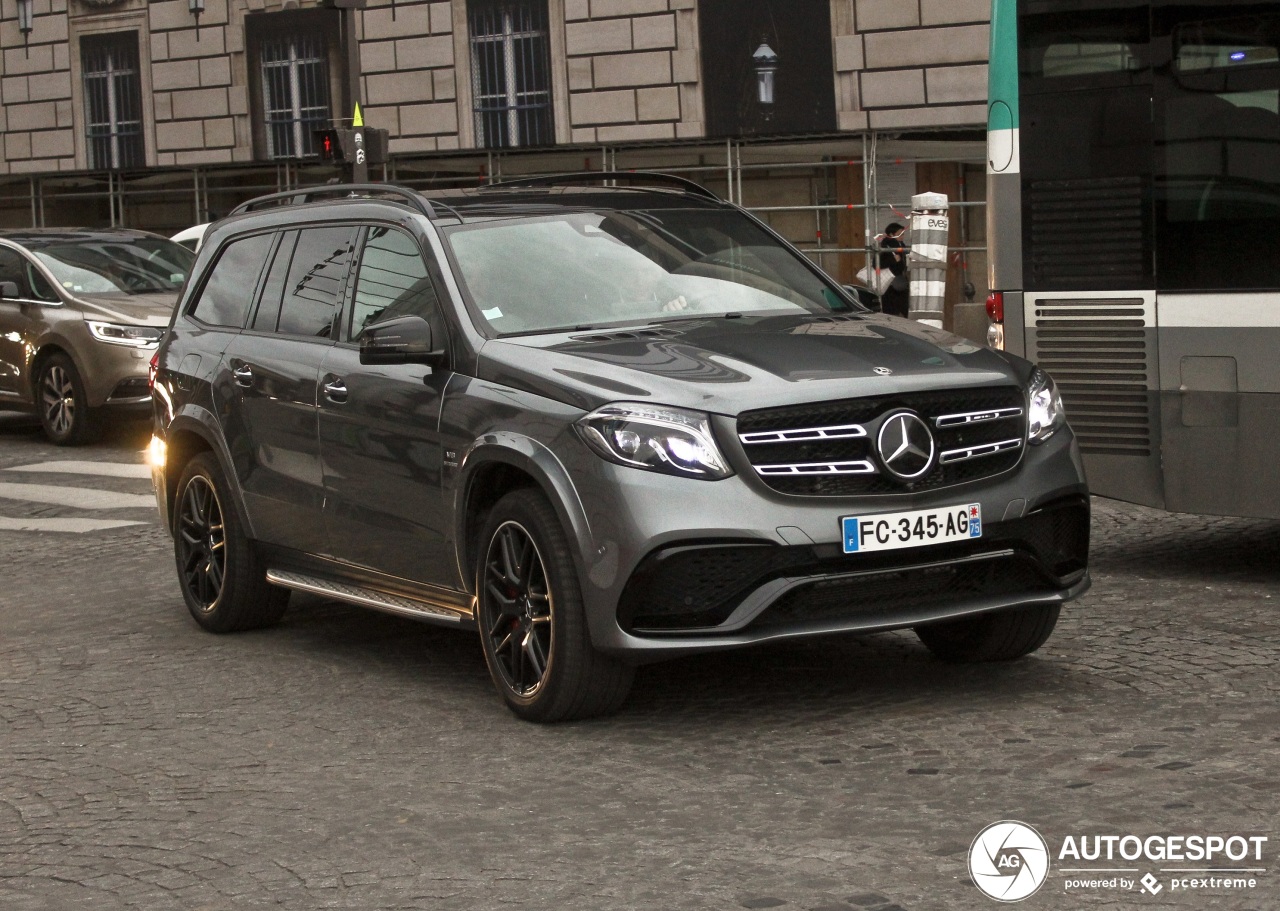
[0,0,995,329]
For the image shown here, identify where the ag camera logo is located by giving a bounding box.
[970,821,1050,902]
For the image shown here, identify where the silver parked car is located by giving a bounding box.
[0,229,194,444]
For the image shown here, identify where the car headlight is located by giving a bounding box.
[1027,368,1066,444]
[577,403,732,480]
[87,321,164,348]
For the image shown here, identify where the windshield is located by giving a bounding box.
[443,208,854,335]
[35,238,195,296]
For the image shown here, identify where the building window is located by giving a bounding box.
[247,12,337,160]
[260,32,331,158]
[81,32,144,170]
[468,0,553,149]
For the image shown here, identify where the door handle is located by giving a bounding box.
[322,377,348,403]
[232,364,254,387]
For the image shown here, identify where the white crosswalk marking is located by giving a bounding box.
[0,482,155,510]
[0,516,145,533]
[0,460,156,534]
[4,460,152,479]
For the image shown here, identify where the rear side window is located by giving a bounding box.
[189,233,274,328]
[275,227,357,338]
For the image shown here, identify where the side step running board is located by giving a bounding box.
[267,569,473,627]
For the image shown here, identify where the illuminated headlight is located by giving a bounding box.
[577,403,732,480]
[1027,368,1066,444]
[87,321,164,348]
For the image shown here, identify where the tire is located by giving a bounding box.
[37,353,101,445]
[914,604,1060,663]
[475,489,634,722]
[173,452,289,633]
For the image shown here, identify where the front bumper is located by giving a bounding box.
[568,425,1090,662]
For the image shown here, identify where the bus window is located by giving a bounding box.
[1042,42,1142,78]
[1019,0,1149,91]
[1155,12,1280,291]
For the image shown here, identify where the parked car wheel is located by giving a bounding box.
[476,489,633,722]
[914,605,1060,662]
[37,353,101,445]
[173,452,288,633]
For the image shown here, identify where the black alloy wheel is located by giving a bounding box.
[37,353,100,445]
[475,489,634,722]
[482,520,553,698]
[172,452,288,632]
[177,474,226,612]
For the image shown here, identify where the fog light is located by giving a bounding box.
[148,435,166,469]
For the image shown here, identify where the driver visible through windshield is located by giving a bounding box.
[35,238,195,296]
[444,208,854,335]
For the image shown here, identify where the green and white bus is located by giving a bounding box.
[986,0,1280,518]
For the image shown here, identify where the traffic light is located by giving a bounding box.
[313,127,389,165]
[315,128,345,162]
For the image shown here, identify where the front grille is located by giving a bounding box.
[1029,297,1154,456]
[619,497,1088,633]
[748,556,1053,632]
[1026,176,1148,288]
[737,387,1026,496]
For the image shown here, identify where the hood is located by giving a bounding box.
[477,313,1030,416]
[70,291,179,326]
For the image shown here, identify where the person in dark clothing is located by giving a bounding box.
[878,222,910,318]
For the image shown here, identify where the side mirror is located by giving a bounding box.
[0,281,19,300]
[358,315,446,367]
[844,284,882,312]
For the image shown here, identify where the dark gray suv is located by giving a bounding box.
[150,176,1089,722]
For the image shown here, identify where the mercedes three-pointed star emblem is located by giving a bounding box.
[876,411,935,481]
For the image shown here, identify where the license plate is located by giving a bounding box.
[842,503,982,554]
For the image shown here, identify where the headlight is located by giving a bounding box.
[1027,368,1066,444]
[87,321,164,348]
[577,403,732,480]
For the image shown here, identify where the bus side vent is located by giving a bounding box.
[1026,176,1147,287]
[1029,297,1152,457]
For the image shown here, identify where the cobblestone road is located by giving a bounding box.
[0,413,1276,911]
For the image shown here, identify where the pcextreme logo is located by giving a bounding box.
[969,821,1269,903]
[969,821,1051,902]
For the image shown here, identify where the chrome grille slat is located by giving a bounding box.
[739,423,867,445]
[939,438,1023,465]
[934,407,1023,429]
[756,460,877,476]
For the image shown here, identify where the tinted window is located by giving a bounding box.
[189,233,274,328]
[350,227,439,339]
[1155,10,1280,290]
[252,230,296,332]
[0,249,58,302]
[1020,0,1149,91]
[0,249,24,290]
[275,227,355,338]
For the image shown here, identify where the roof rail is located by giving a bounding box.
[488,170,720,201]
[229,183,436,219]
